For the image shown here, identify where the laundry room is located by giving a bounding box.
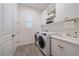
[1,0,79,57]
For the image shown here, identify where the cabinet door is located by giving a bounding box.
[2,41,10,56]
[0,4,2,36]
[0,45,2,56]
[0,37,3,56]
[1,35,13,56]
[62,41,79,56]
[2,40,13,56]
[51,38,61,56]
[3,4,13,35]
[41,12,46,25]
[52,38,79,56]
[41,10,48,25]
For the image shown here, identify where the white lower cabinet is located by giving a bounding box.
[0,35,13,56]
[0,34,17,56]
[2,40,13,56]
[51,38,62,56]
[2,41,11,56]
[0,37,3,56]
[51,38,79,56]
[61,41,79,56]
[3,40,13,56]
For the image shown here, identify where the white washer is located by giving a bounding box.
[38,32,51,56]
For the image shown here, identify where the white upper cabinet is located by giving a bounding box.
[0,4,2,36]
[56,3,79,22]
[41,10,48,25]
[46,4,56,14]
[41,4,56,25]
[3,4,14,35]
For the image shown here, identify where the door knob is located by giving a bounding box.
[12,34,16,38]
[58,45,61,47]
[61,46,64,49]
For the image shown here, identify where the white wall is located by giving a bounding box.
[18,5,41,45]
[43,3,79,36]
[56,3,79,22]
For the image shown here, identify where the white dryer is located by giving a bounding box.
[38,32,51,56]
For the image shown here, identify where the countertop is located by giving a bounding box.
[51,35,79,46]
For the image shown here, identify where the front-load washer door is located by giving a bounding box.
[38,36,45,49]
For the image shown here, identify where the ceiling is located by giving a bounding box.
[19,3,51,12]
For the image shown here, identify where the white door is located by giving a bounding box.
[3,3,13,35]
[1,3,18,56]
[12,4,18,55]
[0,4,2,36]
[18,7,35,45]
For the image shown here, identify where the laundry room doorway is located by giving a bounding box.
[18,4,41,45]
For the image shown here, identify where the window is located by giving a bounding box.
[25,16,32,29]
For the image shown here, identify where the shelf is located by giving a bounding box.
[41,16,79,27]
[46,14,56,20]
[64,17,79,23]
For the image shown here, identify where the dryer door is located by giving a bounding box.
[38,36,45,49]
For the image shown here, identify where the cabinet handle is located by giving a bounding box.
[61,46,64,49]
[58,45,61,47]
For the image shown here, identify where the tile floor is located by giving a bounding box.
[14,43,43,56]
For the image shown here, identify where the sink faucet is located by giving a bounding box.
[66,33,71,37]
[73,32,78,38]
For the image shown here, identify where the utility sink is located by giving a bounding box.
[54,33,79,40]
